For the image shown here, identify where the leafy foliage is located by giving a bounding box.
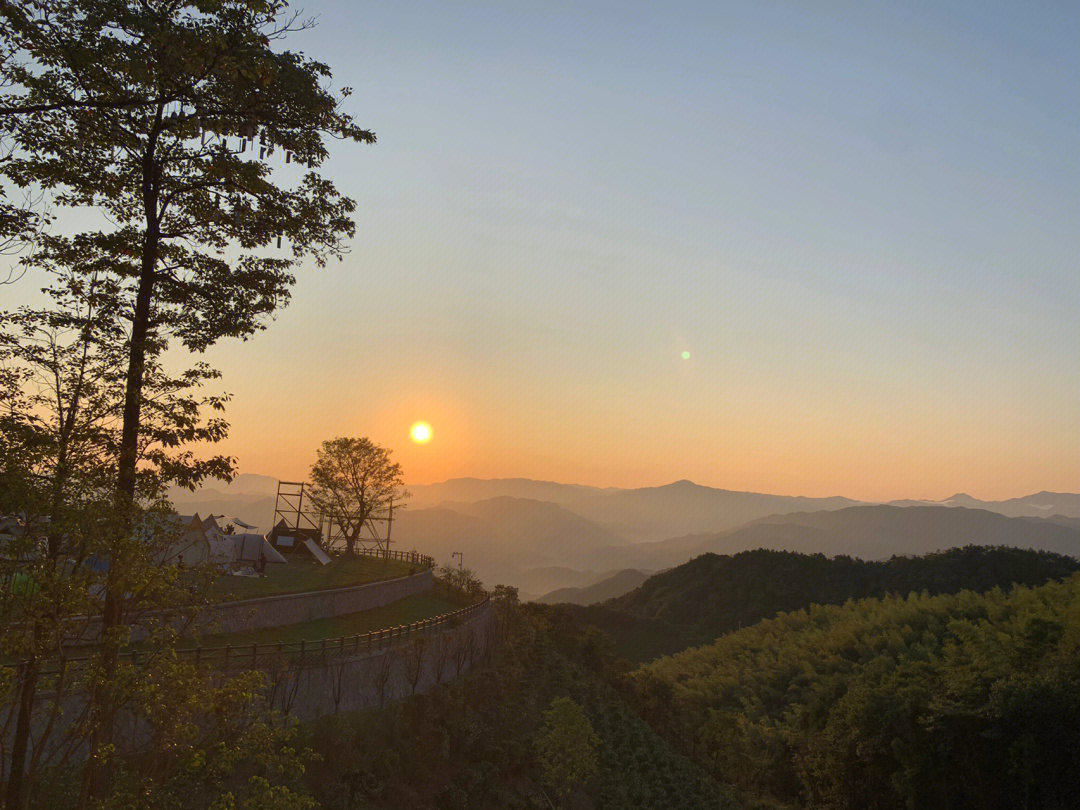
[535,697,599,802]
[0,264,239,807]
[300,601,746,810]
[628,574,1080,809]
[0,1,372,802]
[308,438,407,556]
[584,546,1080,662]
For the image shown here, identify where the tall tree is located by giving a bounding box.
[0,267,237,809]
[0,1,373,800]
[308,437,406,557]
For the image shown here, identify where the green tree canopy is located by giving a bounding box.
[0,1,373,800]
[535,696,600,804]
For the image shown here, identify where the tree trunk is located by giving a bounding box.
[11,449,75,805]
[5,658,38,810]
[80,139,160,806]
[10,480,68,807]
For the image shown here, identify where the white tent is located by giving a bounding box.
[235,533,286,565]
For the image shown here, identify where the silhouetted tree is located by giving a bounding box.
[0,0,373,801]
[309,437,406,556]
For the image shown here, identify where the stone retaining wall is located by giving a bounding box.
[1,600,495,778]
[258,599,493,720]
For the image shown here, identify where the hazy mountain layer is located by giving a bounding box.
[535,569,652,605]
[405,477,604,509]
[726,505,1080,559]
[890,490,1080,518]
[408,477,862,542]
[565,479,861,542]
[168,477,1080,596]
[389,497,623,588]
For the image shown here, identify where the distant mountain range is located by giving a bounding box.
[389,497,626,597]
[168,473,279,529]
[169,475,1080,594]
[412,477,861,542]
[609,505,1080,570]
[890,491,1080,519]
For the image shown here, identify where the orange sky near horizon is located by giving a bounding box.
[215,398,1080,503]
[7,3,1080,505]
[200,300,1080,504]
[186,2,1080,504]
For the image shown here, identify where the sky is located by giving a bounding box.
[9,1,1080,501]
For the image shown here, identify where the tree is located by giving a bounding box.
[0,269,124,810]
[308,437,406,557]
[0,2,373,798]
[535,696,600,805]
[0,266,251,808]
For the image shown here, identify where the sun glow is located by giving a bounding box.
[410,421,432,443]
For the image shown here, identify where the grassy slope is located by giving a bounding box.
[192,591,464,648]
[209,555,416,600]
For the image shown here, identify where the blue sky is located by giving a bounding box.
[8,1,1080,498]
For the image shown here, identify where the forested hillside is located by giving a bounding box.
[628,574,1080,809]
[589,546,1080,661]
[300,598,756,810]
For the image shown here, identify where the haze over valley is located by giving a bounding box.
[172,475,1080,599]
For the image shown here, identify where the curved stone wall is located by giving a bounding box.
[259,600,494,720]
[3,599,495,774]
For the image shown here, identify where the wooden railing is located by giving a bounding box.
[19,598,490,676]
[352,547,435,568]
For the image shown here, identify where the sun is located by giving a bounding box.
[409,421,432,443]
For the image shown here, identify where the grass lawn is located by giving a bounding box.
[191,592,463,649]
[209,554,416,601]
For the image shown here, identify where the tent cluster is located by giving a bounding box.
[167,514,286,569]
[0,511,322,574]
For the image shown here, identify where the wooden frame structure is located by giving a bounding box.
[268,481,394,555]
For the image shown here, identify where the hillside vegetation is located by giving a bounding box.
[628,574,1080,809]
[301,600,754,810]
[586,546,1080,662]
